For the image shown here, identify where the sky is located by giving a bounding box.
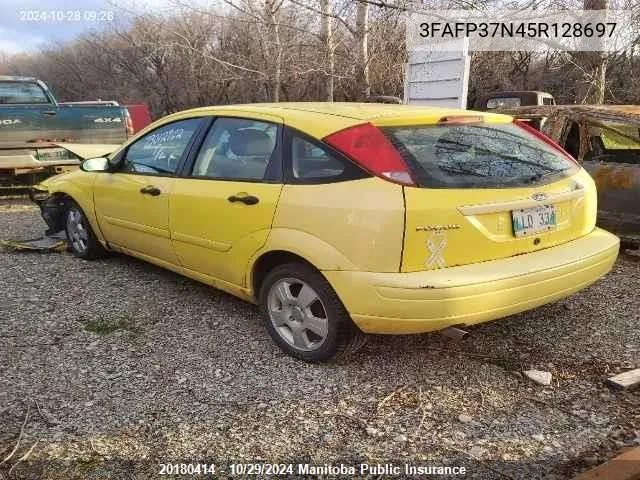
[0,0,181,54]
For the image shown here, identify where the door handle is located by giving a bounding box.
[140,185,161,196]
[227,194,259,205]
[41,111,57,116]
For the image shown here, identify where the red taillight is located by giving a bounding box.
[124,110,135,137]
[513,119,579,165]
[323,122,415,186]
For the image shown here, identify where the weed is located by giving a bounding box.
[82,316,141,336]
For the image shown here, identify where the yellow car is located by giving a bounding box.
[31,103,620,361]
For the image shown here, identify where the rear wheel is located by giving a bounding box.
[65,202,106,260]
[259,263,366,362]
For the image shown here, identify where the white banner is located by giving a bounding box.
[407,9,638,52]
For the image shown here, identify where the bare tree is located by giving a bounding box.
[264,0,285,101]
[574,0,609,103]
[3,0,639,113]
[319,0,335,100]
[354,0,370,98]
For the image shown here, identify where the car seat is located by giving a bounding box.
[209,128,274,179]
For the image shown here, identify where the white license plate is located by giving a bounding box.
[38,149,69,162]
[511,205,557,237]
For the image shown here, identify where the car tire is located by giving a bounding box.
[259,262,366,362]
[65,201,107,260]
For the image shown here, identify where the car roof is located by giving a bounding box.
[173,102,511,139]
[0,75,39,82]
[186,102,502,121]
[482,90,553,97]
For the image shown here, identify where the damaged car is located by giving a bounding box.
[31,103,619,361]
[499,104,640,237]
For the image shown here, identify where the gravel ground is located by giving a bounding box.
[1,198,639,480]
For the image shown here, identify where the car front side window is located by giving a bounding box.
[122,118,203,175]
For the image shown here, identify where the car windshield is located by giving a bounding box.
[0,81,49,104]
[383,122,578,188]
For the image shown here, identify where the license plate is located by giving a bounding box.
[37,149,71,162]
[511,205,557,237]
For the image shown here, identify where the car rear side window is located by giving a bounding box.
[291,136,346,180]
[384,122,578,189]
[285,129,369,184]
[191,118,278,181]
[122,118,202,175]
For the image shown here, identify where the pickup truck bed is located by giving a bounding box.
[0,76,131,186]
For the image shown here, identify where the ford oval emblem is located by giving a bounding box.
[531,192,548,201]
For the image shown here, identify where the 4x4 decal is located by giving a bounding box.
[94,117,122,123]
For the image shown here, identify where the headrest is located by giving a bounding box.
[229,128,274,156]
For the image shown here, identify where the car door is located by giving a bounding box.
[170,115,283,288]
[0,80,63,143]
[581,120,640,233]
[93,117,204,266]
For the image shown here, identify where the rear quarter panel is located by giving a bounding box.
[262,177,405,273]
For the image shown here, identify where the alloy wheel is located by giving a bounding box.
[67,208,88,254]
[267,277,329,352]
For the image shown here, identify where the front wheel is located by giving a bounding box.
[65,202,107,260]
[259,263,366,362]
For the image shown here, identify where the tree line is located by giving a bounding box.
[1,0,638,119]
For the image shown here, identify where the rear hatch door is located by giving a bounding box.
[376,116,597,272]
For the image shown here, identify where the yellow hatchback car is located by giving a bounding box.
[32,103,620,361]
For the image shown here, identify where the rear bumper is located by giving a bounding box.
[324,228,619,334]
[0,148,80,172]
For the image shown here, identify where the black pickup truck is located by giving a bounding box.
[0,76,131,187]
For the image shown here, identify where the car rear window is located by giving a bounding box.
[0,81,49,104]
[383,122,578,189]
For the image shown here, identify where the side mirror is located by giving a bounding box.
[80,157,110,172]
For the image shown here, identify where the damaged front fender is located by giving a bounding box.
[29,187,67,235]
[27,168,106,245]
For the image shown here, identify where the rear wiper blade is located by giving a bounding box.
[472,147,557,172]
[437,165,489,177]
[437,141,557,172]
[524,168,568,184]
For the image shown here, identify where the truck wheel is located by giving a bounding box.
[65,202,106,260]
[259,263,366,362]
